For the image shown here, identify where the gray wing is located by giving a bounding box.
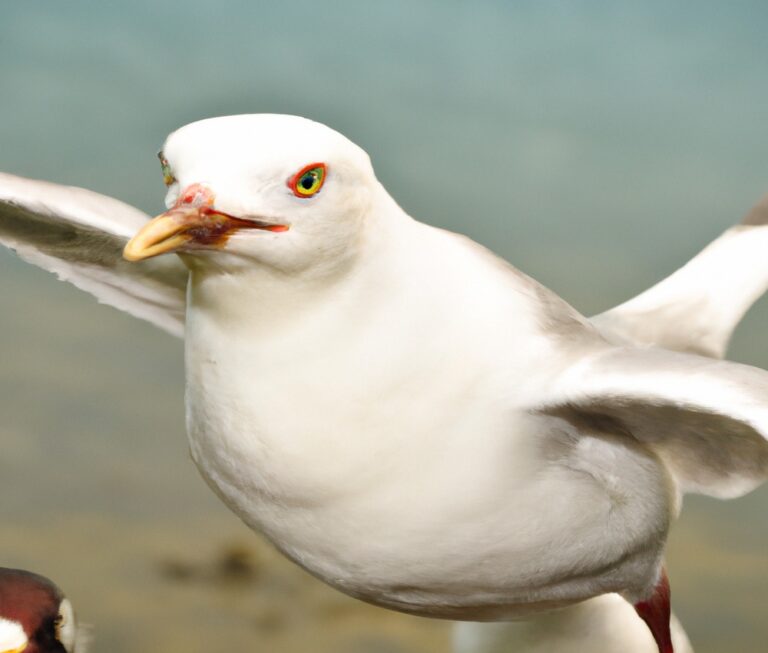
[0,172,187,337]
[592,194,768,359]
[536,346,768,499]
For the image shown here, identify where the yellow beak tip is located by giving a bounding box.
[122,213,196,262]
[122,242,145,262]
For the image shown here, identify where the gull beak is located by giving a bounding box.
[123,183,288,262]
[123,207,200,261]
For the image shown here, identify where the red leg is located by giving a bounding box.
[633,567,673,653]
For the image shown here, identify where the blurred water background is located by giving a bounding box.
[1,2,767,651]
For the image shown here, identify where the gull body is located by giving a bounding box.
[183,181,669,617]
[3,114,768,652]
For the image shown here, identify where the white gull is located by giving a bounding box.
[2,114,768,653]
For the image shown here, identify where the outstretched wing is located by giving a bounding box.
[536,346,768,499]
[592,194,768,359]
[0,172,187,337]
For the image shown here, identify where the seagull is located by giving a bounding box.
[2,114,768,653]
[0,568,83,653]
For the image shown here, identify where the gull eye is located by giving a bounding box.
[288,163,326,198]
[157,151,176,187]
[55,598,77,652]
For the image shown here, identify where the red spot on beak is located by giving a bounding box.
[634,568,674,653]
[176,183,216,209]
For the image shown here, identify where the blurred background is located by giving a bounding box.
[1,2,767,651]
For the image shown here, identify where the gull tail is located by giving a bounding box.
[591,194,768,359]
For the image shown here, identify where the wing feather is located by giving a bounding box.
[0,172,187,336]
[538,346,768,498]
[592,194,768,359]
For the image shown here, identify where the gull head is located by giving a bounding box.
[124,114,377,273]
[0,568,81,653]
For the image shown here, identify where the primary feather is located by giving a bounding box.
[592,195,768,359]
[0,172,187,336]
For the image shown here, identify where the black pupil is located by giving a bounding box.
[300,173,316,190]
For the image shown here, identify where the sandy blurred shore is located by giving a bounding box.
[1,513,451,653]
[0,497,766,653]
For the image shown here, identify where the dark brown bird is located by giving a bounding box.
[0,568,81,653]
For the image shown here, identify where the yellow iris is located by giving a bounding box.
[293,165,325,197]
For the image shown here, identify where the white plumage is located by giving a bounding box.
[2,114,768,652]
[453,594,694,653]
[0,618,27,653]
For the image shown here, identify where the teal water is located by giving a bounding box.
[1,3,767,651]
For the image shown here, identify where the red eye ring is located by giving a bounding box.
[288,162,327,198]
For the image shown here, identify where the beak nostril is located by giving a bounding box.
[177,183,215,209]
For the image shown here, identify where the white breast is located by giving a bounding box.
[182,223,671,618]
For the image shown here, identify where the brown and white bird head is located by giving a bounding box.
[0,568,82,653]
